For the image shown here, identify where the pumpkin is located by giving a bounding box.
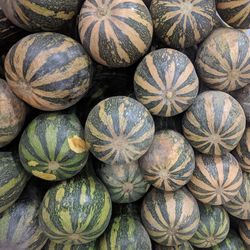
[19,112,88,181]
[98,161,150,203]
[141,187,200,246]
[196,28,250,92]
[44,240,97,250]
[134,48,199,117]
[78,0,153,67]
[182,91,246,155]
[239,220,250,248]
[39,174,112,244]
[216,0,250,29]
[4,32,93,111]
[85,96,155,165]
[99,214,152,250]
[150,0,216,49]
[140,129,195,192]
[190,203,230,248]
[188,153,243,205]
[154,241,194,250]
[0,79,27,148]
[0,0,83,32]
[224,172,250,220]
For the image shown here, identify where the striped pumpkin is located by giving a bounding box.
[0,152,29,213]
[78,0,153,67]
[99,214,152,250]
[224,172,250,220]
[39,174,112,244]
[98,161,150,203]
[0,186,48,250]
[150,0,216,49]
[216,0,250,29]
[141,187,200,246]
[188,153,243,205]
[190,203,230,248]
[154,241,194,250]
[233,127,250,173]
[44,240,97,250]
[19,113,88,181]
[212,230,246,250]
[239,221,250,248]
[85,96,155,165]
[0,79,27,148]
[134,48,199,117]
[140,130,195,192]
[196,28,250,92]
[4,32,93,111]
[0,0,82,32]
[182,91,246,155]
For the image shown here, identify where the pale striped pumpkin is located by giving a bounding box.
[239,220,250,248]
[4,32,93,111]
[78,0,153,67]
[182,91,246,155]
[188,153,243,205]
[196,28,250,92]
[134,48,199,117]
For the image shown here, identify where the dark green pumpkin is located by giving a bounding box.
[154,241,194,250]
[134,48,199,117]
[99,214,152,250]
[0,0,83,32]
[141,187,200,246]
[182,91,246,155]
[85,96,155,165]
[19,113,88,181]
[44,240,97,250]
[78,0,153,67]
[4,32,93,111]
[239,220,250,248]
[150,0,216,49]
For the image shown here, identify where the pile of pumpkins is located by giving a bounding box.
[0,0,249,249]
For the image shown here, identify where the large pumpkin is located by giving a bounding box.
[239,221,250,248]
[4,32,93,111]
[154,242,194,250]
[78,0,153,67]
[182,91,246,155]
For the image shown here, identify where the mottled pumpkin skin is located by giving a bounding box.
[239,221,250,248]
[98,161,150,203]
[154,241,193,250]
[140,130,195,192]
[78,0,153,68]
[150,0,216,49]
[224,172,250,220]
[182,91,246,155]
[196,28,250,92]
[141,187,200,246]
[0,79,27,148]
[44,240,97,250]
[188,153,243,205]
[4,32,93,111]
[85,96,155,165]
[134,48,199,117]
[0,0,82,32]
[217,0,250,29]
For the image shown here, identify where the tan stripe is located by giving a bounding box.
[135,75,162,95]
[174,62,194,89]
[217,97,232,134]
[165,58,176,90]
[217,0,248,9]
[204,93,215,134]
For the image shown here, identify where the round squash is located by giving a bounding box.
[44,240,97,250]
[140,129,195,192]
[216,0,250,29]
[0,79,27,148]
[78,0,153,67]
[150,0,216,49]
[99,214,152,250]
[233,127,250,173]
[224,172,250,220]
[0,186,48,250]
[188,153,243,205]
[182,91,246,155]
[141,187,200,246]
[0,152,29,213]
[190,203,230,248]
[39,174,112,244]
[85,96,155,165]
[4,32,93,111]
[19,113,88,181]
[0,0,82,32]
[239,221,250,248]
[154,241,193,250]
[98,161,150,203]
[134,48,199,117]
[196,28,250,92]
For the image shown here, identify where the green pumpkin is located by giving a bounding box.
[154,241,194,250]
[44,240,97,250]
